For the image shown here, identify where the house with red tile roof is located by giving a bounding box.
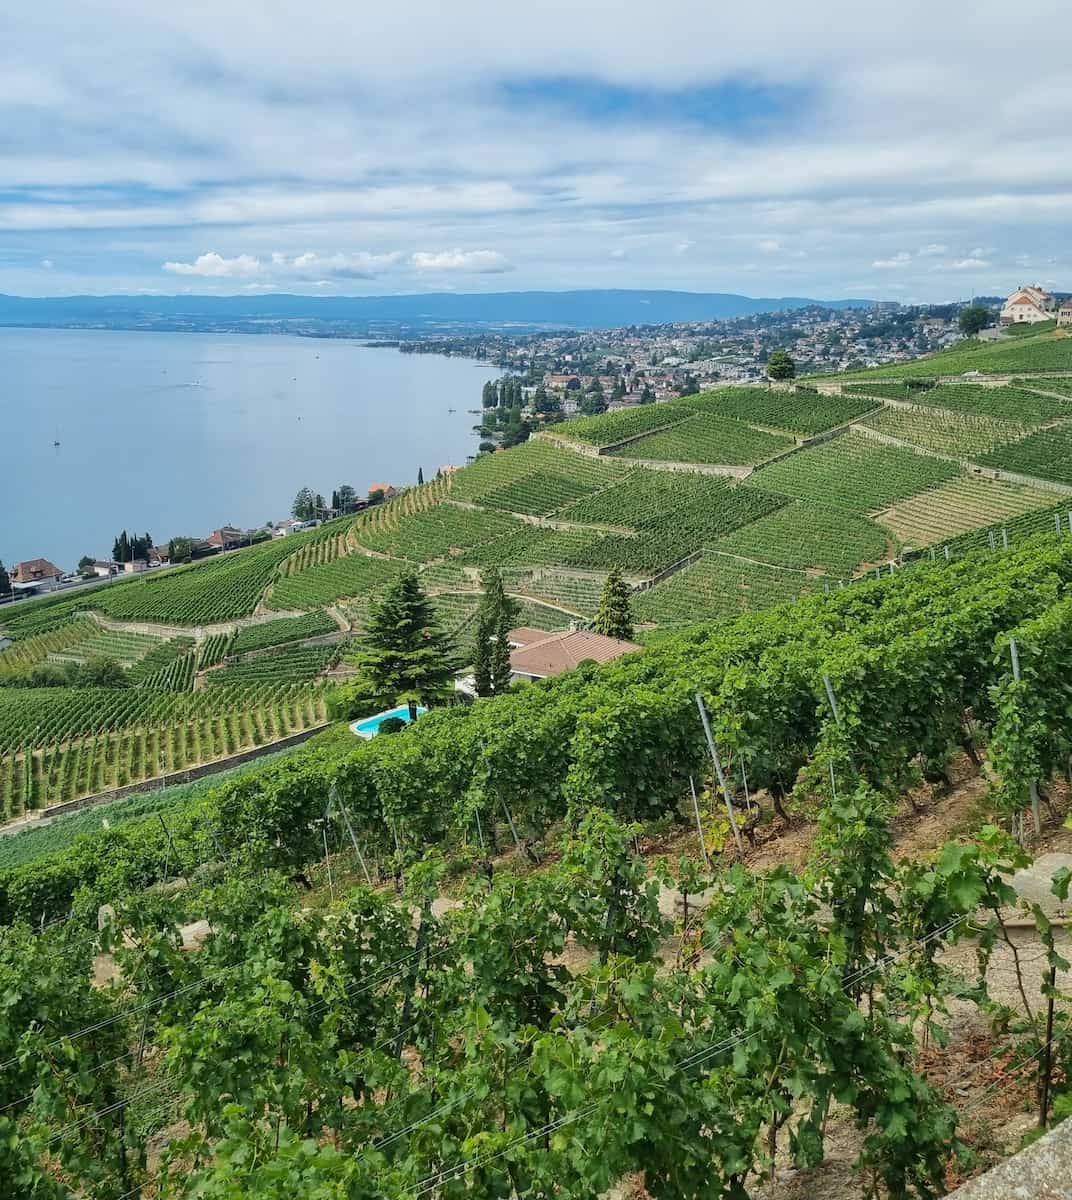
[506,626,640,682]
[11,558,64,592]
[1000,285,1058,325]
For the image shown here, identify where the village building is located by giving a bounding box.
[506,626,640,683]
[367,483,398,501]
[10,558,64,593]
[91,560,119,578]
[1058,302,1072,328]
[272,517,308,537]
[207,526,247,550]
[1000,285,1059,325]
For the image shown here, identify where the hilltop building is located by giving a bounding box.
[207,526,247,550]
[1000,285,1058,325]
[1059,302,1072,328]
[11,558,64,592]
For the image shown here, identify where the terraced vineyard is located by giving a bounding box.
[266,554,405,612]
[86,529,340,624]
[557,468,732,530]
[634,552,820,626]
[450,439,622,511]
[978,423,1072,484]
[511,597,581,629]
[921,499,1072,559]
[876,475,1058,548]
[746,430,959,512]
[9,352,1072,821]
[136,648,197,692]
[0,617,96,675]
[196,632,235,668]
[0,681,320,750]
[355,502,525,561]
[902,383,1072,425]
[501,567,608,614]
[484,477,788,576]
[714,500,890,576]
[842,382,938,401]
[861,404,1028,458]
[1015,376,1072,398]
[126,636,197,685]
[0,688,330,817]
[430,591,481,635]
[690,386,878,435]
[417,561,477,592]
[204,644,340,686]
[231,611,337,654]
[48,627,163,666]
[551,402,696,447]
[610,411,793,465]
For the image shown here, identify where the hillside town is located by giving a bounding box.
[463,288,1069,443]
[406,297,1010,411]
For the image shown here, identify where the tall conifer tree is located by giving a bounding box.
[473,567,518,696]
[593,567,635,641]
[360,572,455,719]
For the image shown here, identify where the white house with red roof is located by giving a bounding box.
[1000,285,1058,325]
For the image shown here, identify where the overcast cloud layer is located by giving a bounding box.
[1,1,1069,302]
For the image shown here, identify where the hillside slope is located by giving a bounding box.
[4,363,1072,811]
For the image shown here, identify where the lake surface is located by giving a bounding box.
[0,329,486,569]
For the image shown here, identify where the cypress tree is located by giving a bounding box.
[417,466,425,486]
[359,572,456,720]
[593,567,635,641]
[0,560,9,598]
[473,567,518,697]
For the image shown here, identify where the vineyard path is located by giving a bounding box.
[851,419,1072,496]
[82,606,311,642]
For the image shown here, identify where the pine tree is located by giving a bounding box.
[593,568,635,641]
[473,568,518,697]
[417,466,425,486]
[359,572,456,719]
[0,560,9,598]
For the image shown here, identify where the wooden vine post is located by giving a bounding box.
[332,788,373,887]
[1009,638,1042,836]
[694,693,744,855]
[688,775,710,869]
[1039,961,1058,1129]
[822,673,856,774]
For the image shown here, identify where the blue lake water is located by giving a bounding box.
[0,329,486,570]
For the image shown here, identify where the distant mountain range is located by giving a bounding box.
[0,289,874,335]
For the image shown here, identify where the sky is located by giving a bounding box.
[0,1,1069,304]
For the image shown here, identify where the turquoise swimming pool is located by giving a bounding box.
[350,704,427,739]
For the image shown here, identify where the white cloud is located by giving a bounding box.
[871,252,912,269]
[952,257,992,270]
[410,249,513,273]
[1,3,1071,298]
[609,248,628,260]
[40,257,53,268]
[271,250,402,279]
[163,251,262,278]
